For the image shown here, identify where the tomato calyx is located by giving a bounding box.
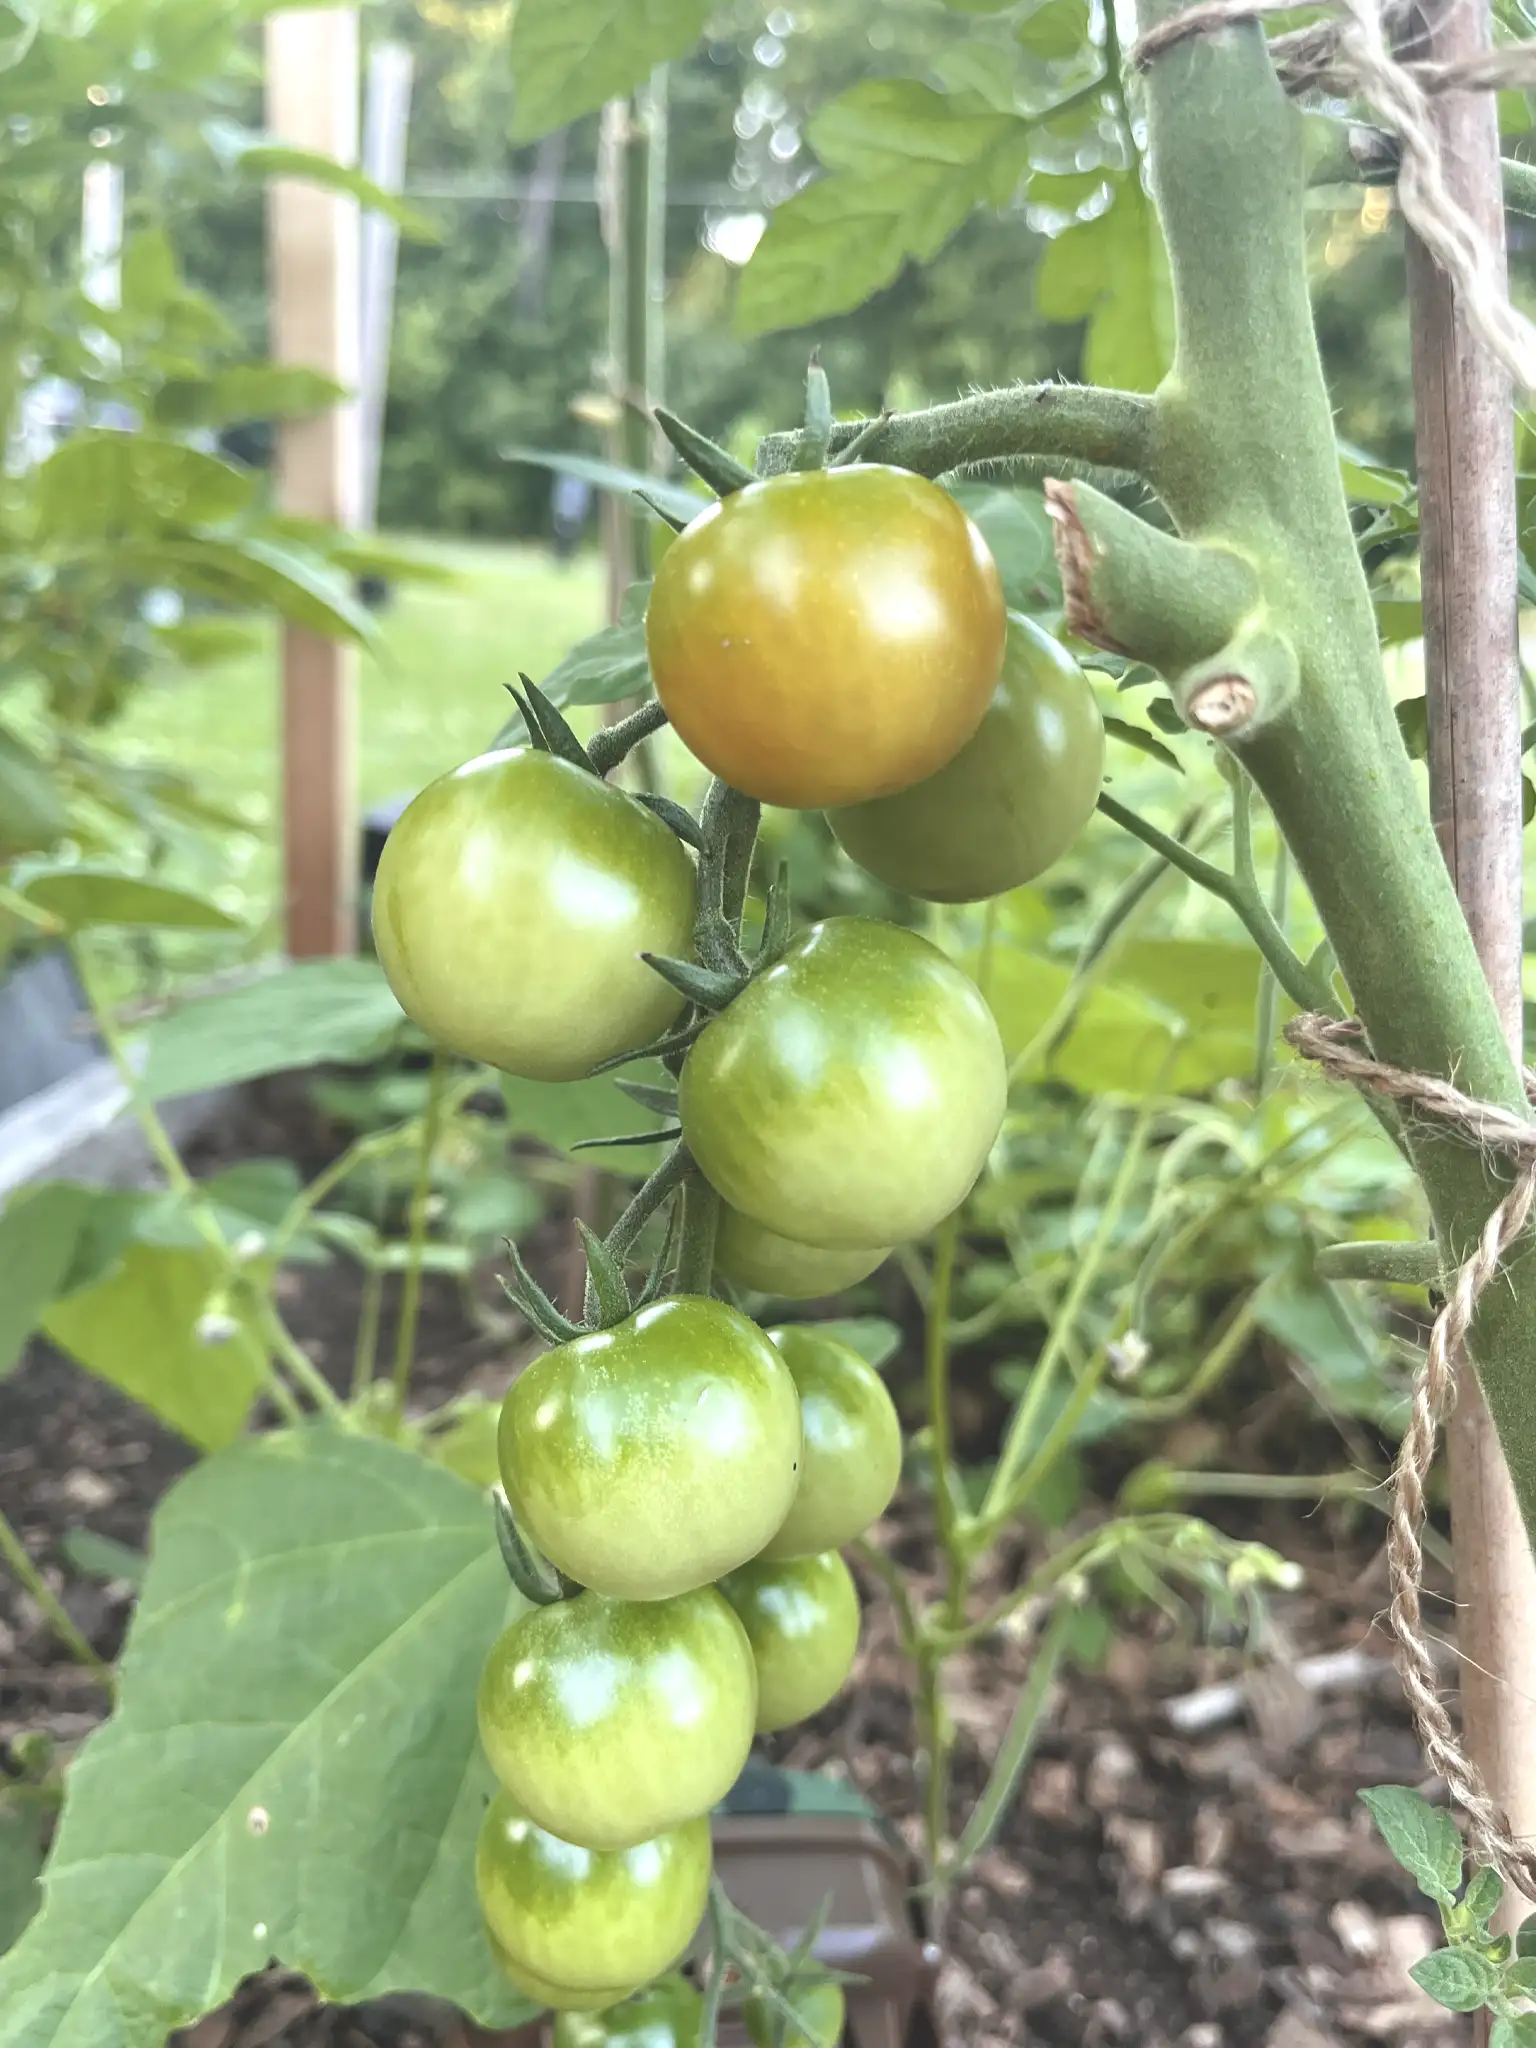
[653,405,754,498]
[698,1875,855,2048]
[493,1484,580,1607]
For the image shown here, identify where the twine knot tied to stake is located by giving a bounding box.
[1128,0,1536,393]
[1283,1012,1536,1896]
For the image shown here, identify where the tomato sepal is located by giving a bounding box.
[492,1484,575,1606]
[568,1123,685,1155]
[574,1218,632,1329]
[500,1239,585,1346]
[654,405,754,496]
[509,674,597,776]
[641,952,746,1012]
[635,791,706,851]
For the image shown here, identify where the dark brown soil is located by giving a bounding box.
[0,1082,1469,2048]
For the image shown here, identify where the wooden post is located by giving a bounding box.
[265,9,362,958]
[1403,0,1536,1950]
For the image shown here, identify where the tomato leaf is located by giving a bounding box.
[0,1429,537,2045]
[235,145,438,241]
[139,960,407,1100]
[737,82,1032,336]
[1408,1945,1500,2012]
[508,0,710,141]
[1035,172,1174,394]
[1101,715,1184,773]
[502,447,705,526]
[16,868,243,935]
[1358,1785,1465,1907]
[1016,0,1091,61]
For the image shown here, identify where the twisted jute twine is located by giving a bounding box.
[1284,1012,1536,1895]
[1129,0,1536,393]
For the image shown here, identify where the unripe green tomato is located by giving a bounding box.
[715,1206,891,1301]
[758,1327,901,1560]
[499,1297,802,1600]
[476,1790,711,1995]
[826,615,1105,904]
[478,1586,757,1850]
[718,1551,861,1734]
[744,1981,845,2048]
[488,1933,638,2013]
[556,1976,704,2048]
[680,919,1007,1250]
[371,748,696,1081]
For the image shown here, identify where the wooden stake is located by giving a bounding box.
[1403,0,1536,1950]
[265,9,362,958]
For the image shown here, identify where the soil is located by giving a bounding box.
[0,1080,1471,2048]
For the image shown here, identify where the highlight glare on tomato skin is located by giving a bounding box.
[644,465,1007,810]
[476,1791,711,1995]
[680,918,1008,1250]
[497,1297,802,1600]
[371,748,696,1082]
[477,1586,758,1850]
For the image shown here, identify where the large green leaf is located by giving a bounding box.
[0,730,66,856]
[508,0,709,141]
[0,1183,100,1378]
[945,484,1055,610]
[136,535,377,644]
[139,960,406,1101]
[41,1244,265,1450]
[151,365,346,431]
[499,1064,667,1163]
[33,434,253,539]
[17,868,244,935]
[0,1430,535,2048]
[0,1798,44,1959]
[736,81,1032,335]
[1035,172,1174,394]
[236,145,438,241]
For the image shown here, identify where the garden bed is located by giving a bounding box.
[0,1084,1462,2048]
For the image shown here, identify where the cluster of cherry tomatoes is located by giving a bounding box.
[370,457,1105,2028]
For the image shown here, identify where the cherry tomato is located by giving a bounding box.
[714,1206,890,1302]
[758,1327,901,1560]
[499,1297,802,1600]
[476,1790,711,1994]
[478,1586,757,1850]
[679,919,1007,1249]
[827,615,1105,903]
[644,467,1005,809]
[745,1981,845,2048]
[489,1933,638,2014]
[556,1976,704,2047]
[718,1551,861,1734]
[372,748,695,1081]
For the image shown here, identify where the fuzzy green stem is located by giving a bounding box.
[391,1049,449,1408]
[351,1267,385,1400]
[676,1174,720,1296]
[0,1505,115,1694]
[72,940,328,1424]
[924,1213,966,1620]
[1132,3,1536,1531]
[756,383,1158,482]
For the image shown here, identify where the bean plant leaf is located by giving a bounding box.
[737,81,1032,336]
[0,731,67,855]
[41,1244,265,1451]
[1408,1945,1501,2012]
[0,1429,536,2048]
[1035,172,1174,393]
[139,961,407,1101]
[509,0,710,141]
[0,1800,44,1959]
[16,869,243,935]
[0,1183,100,1378]
[1358,1785,1464,1906]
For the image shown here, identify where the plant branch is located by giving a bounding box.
[0,1505,115,1695]
[391,1048,449,1408]
[755,383,1158,483]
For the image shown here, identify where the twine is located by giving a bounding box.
[1284,1011,1536,1896]
[1129,0,1536,393]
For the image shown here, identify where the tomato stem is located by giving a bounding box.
[675,1172,720,1296]
[390,1047,449,1409]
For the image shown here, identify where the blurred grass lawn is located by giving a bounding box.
[112,535,604,933]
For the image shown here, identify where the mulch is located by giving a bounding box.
[0,1082,1473,2048]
